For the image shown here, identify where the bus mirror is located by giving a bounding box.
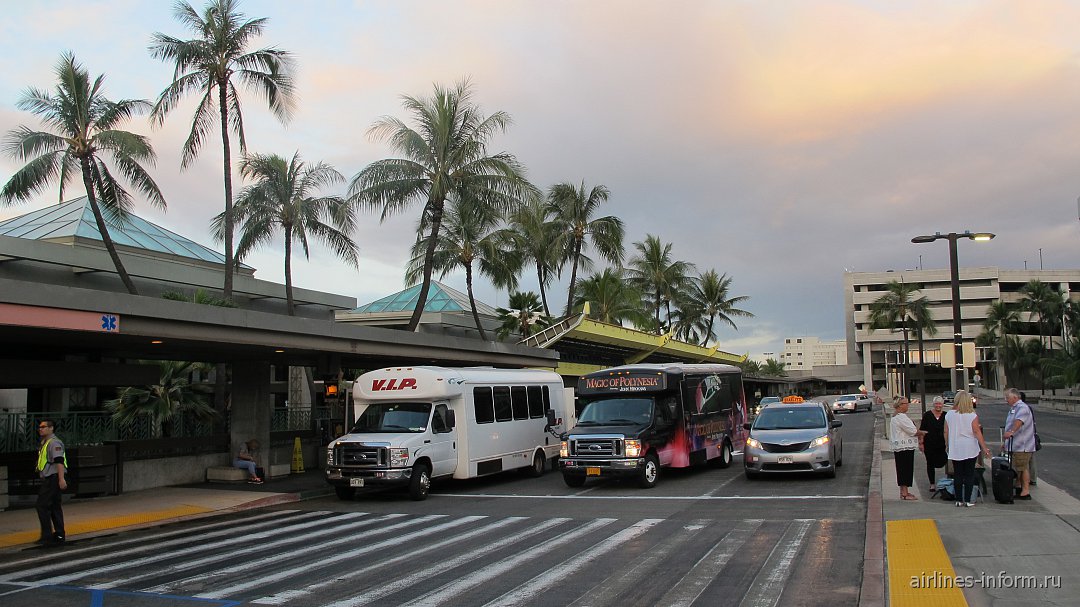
[742,422,752,431]
[545,409,557,428]
[446,410,456,429]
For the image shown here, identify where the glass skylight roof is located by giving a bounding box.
[351,281,498,316]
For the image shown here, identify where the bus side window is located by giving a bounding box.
[474,387,495,424]
[527,385,544,418]
[432,404,451,433]
[700,377,734,415]
[511,386,529,420]
[494,386,513,422]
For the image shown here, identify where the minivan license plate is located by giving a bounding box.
[777,456,794,464]
[349,478,364,487]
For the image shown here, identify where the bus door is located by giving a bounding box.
[428,402,457,477]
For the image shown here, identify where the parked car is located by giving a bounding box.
[942,390,976,407]
[743,397,843,479]
[754,395,782,416]
[831,393,872,413]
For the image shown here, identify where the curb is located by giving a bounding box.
[860,412,885,607]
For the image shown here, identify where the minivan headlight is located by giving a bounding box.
[810,435,830,448]
[746,437,761,449]
[624,439,642,458]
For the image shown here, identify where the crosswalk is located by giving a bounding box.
[0,509,860,607]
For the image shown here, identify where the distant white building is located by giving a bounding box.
[781,336,848,372]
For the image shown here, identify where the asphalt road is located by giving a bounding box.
[0,410,877,607]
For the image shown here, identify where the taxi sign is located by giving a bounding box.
[781,395,805,404]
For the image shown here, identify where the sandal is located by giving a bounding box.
[900,494,918,500]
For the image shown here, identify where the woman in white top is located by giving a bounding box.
[890,397,920,500]
[944,391,991,507]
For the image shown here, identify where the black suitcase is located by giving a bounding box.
[991,455,1016,504]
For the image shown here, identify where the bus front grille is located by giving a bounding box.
[338,444,386,466]
[570,438,623,457]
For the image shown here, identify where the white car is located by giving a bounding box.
[831,393,872,413]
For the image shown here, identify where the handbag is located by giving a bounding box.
[1031,405,1042,451]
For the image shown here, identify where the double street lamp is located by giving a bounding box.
[910,231,995,392]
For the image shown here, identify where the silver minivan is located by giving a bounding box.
[742,399,843,479]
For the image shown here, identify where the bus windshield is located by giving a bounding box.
[351,403,431,433]
[577,397,654,426]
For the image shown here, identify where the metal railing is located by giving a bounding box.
[0,411,221,454]
[270,407,333,432]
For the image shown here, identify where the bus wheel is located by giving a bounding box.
[408,463,431,501]
[335,486,356,500]
[638,453,660,489]
[714,441,733,469]
[563,473,586,488]
[525,450,545,478]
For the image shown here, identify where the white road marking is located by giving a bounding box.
[324,517,574,607]
[738,519,815,607]
[436,493,862,500]
[482,519,663,607]
[657,519,764,607]
[197,515,486,599]
[394,518,620,607]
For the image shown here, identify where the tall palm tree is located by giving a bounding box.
[625,235,695,335]
[150,0,295,300]
[676,270,753,346]
[548,181,624,316]
[499,198,563,316]
[980,300,1021,390]
[349,80,536,332]
[105,360,217,438]
[496,291,550,340]
[1,53,166,295]
[1020,279,1065,391]
[867,280,935,399]
[212,152,357,316]
[405,194,517,341]
[761,358,787,377]
[572,268,646,326]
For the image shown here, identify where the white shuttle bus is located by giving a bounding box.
[325,366,569,501]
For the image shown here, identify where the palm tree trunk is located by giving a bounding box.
[218,80,235,300]
[465,262,488,341]
[917,325,926,414]
[536,262,550,316]
[703,315,716,347]
[408,198,444,331]
[82,159,138,295]
[901,320,910,399]
[654,293,662,335]
[284,226,294,316]
[564,239,582,316]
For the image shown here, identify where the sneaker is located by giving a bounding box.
[955,501,962,507]
[965,502,975,507]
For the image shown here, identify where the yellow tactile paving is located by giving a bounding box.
[887,518,968,606]
[0,504,211,548]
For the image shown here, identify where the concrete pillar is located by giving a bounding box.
[230,360,272,471]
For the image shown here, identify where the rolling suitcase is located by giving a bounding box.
[991,456,1015,504]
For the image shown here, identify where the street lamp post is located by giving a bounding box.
[911,231,995,392]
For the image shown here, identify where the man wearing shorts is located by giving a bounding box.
[1003,388,1035,500]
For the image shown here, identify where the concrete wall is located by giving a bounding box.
[122,453,228,492]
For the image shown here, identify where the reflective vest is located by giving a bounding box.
[36,437,67,472]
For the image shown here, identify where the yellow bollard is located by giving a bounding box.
[291,436,305,473]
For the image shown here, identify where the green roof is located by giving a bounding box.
[0,197,251,269]
[352,281,498,316]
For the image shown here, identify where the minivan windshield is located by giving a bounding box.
[351,403,431,433]
[753,406,826,430]
[577,397,654,426]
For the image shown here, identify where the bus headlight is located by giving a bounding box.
[390,447,409,467]
[746,437,761,449]
[810,435,830,448]
[625,439,642,458]
[560,441,569,458]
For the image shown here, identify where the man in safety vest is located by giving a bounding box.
[35,419,67,545]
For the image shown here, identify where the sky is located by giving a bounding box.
[2,0,1080,361]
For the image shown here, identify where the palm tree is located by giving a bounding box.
[572,268,646,326]
[1020,279,1065,392]
[548,181,624,316]
[105,360,217,438]
[499,198,563,316]
[162,288,237,307]
[867,280,935,400]
[211,152,357,316]
[676,270,753,346]
[349,80,536,332]
[150,0,295,300]
[496,291,550,340]
[405,194,517,340]
[625,235,696,334]
[739,359,762,376]
[2,53,166,295]
[761,358,787,377]
[979,301,1021,390]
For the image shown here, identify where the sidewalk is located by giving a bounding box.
[0,469,332,550]
[871,411,1080,606]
